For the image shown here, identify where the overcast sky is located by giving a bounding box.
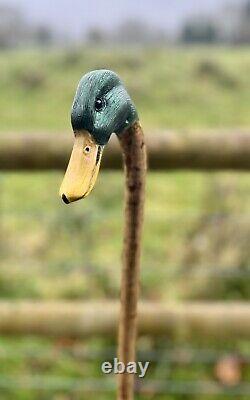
[5,0,244,39]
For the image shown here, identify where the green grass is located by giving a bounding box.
[1,47,250,131]
[1,170,250,302]
[0,47,250,399]
[1,46,250,301]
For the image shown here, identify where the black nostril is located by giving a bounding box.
[62,194,70,204]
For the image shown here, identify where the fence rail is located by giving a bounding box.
[0,301,249,340]
[2,129,250,170]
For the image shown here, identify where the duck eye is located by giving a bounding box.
[84,146,91,154]
[95,98,105,112]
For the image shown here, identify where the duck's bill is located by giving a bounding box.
[59,130,103,204]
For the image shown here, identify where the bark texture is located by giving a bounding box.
[117,122,147,400]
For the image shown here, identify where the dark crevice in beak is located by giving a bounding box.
[96,146,102,165]
[62,194,70,204]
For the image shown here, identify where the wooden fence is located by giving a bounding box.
[1,129,250,170]
[0,301,249,340]
[0,129,249,340]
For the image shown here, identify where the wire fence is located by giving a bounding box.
[0,345,249,364]
[0,202,249,396]
[0,152,249,397]
[0,345,248,396]
[0,376,249,396]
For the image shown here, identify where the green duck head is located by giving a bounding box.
[60,69,138,204]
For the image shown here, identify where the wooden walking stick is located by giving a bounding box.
[59,70,146,400]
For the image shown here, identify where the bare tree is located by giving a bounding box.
[235,1,250,43]
[114,19,168,45]
[180,17,219,44]
[0,3,55,49]
[86,28,106,45]
[34,26,53,47]
[0,5,30,48]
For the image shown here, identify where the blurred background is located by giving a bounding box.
[0,0,250,399]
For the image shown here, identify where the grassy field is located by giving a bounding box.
[0,46,250,300]
[0,46,250,399]
[1,47,250,131]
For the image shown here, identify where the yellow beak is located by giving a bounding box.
[59,130,103,204]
